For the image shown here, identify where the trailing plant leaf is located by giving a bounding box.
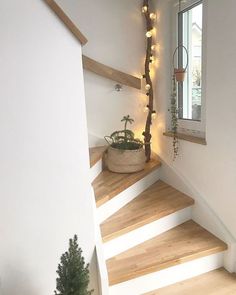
[170,74,179,160]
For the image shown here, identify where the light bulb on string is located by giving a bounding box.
[146,29,153,38]
[144,105,149,113]
[150,55,155,63]
[152,111,157,120]
[145,84,151,91]
[139,74,147,79]
[150,13,157,21]
[142,6,148,13]
[151,45,156,51]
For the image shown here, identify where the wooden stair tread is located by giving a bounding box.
[107,220,227,286]
[92,155,161,207]
[89,146,107,168]
[145,268,236,295]
[101,180,194,242]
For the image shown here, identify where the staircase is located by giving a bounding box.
[89,147,230,295]
[146,268,236,294]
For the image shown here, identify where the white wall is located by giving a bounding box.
[0,0,97,294]
[56,0,152,145]
[154,0,236,242]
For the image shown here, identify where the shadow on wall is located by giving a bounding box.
[0,249,99,295]
[89,249,100,295]
[1,266,38,295]
[88,133,106,147]
[159,157,236,273]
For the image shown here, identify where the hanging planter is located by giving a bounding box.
[172,45,189,82]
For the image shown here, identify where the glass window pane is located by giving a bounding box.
[179,3,202,121]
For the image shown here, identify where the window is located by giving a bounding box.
[178,1,203,122]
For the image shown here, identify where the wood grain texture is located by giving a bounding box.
[163,131,207,145]
[145,268,236,295]
[107,220,227,286]
[92,155,161,207]
[89,146,107,168]
[44,0,88,45]
[101,180,194,242]
[82,55,141,90]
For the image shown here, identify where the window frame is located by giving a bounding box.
[171,0,207,137]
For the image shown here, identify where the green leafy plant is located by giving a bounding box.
[105,115,143,150]
[54,235,93,295]
[170,74,179,160]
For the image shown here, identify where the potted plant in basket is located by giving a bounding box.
[104,115,146,173]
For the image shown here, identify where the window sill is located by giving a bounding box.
[163,131,207,146]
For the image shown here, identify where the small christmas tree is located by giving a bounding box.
[54,235,93,295]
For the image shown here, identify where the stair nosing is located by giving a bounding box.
[109,246,227,286]
[93,156,161,208]
[101,181,194,243]
[89,145,107,168]
[107,220,228,286]
[145,268,236,295]
[102,205,192,243]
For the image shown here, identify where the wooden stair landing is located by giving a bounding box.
[101,180,194,242]
[107,220,227,286]
[145,268,236,295]
[92,155,161,207]
[89,146,107,168]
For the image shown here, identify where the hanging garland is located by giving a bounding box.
[141,0,157,162]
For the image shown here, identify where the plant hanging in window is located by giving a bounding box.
[170,0,189,160]
[170,73,179,160]
[173,45,189,83]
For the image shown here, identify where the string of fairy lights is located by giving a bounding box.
[141,1,157,161]
[142,5,157,120]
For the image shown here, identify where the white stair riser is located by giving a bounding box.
[109,252,226,295]
[104,207,192,259]
[90,159,103,182]
[97,169,160,223]
[91,188,110,295]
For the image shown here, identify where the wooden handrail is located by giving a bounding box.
[82,55,141,90]
[44,1,141,89]
[44,0,88,46]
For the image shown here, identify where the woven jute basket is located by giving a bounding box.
[106,146,146,173]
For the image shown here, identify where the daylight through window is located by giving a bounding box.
[178,2,202,121]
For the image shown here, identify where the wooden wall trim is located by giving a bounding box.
[44,0,88,46]
[82,55,142,90]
